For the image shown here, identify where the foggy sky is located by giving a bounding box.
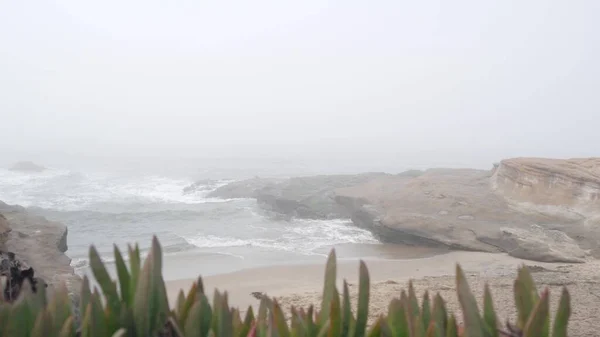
[0,1,598,170]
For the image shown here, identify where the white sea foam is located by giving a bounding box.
[183,218,379,256]
[0,168,234,211]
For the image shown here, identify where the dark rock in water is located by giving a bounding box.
[8,161,46,173]
[183,179,223,195]
[0,250,47,301]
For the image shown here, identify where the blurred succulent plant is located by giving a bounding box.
[0,236,571,337]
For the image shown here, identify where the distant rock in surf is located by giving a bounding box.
[8,161,46,173]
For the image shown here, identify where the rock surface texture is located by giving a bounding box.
[204,157,600,263]
[0,201,81,311]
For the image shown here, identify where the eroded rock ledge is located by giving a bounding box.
[199,157,600,263]
[0,201,81,310]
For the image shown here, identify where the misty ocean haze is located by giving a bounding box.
[1,1,599,280]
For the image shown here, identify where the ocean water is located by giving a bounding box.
[0,166,388,280]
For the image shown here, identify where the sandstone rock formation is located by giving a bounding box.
[336,159,600,263]
[205,157,600,263]
[8,161,46,173]
[0,201,81,311]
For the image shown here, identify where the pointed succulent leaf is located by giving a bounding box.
[523,288,549,337]
[257,297,269,337]
[446,314,458,337]
[197,275,206,295]
[127,244,141,304]
[319,249,337,326]
[31,310,53,337]
[482,284,498,337]
[184,293,213,337]
[184,301,203,337]
[271,299,290,337]
[239,307,255,337]
[59,316,75,337]
[200,293,213,337]
[432,293,448,336]
[49,282,73,333]
[7,283,36,337]
[80,303,93,337]
[133,236,169,336]
[408,281,420,319]
[425,321,438,337]
[413,314,426,337]
[328,287,342,337]
[167,316,185,337]
[217,292,234,337]
[422,291,431,333]
[90,245,121,314]
[366,317,383,337]
[178,282,198,328]
[354,260,370,337]
[113,244,131,304]
[341,281,352,337]
[455,264,484,337]
[91,291,108,337]
[552,287,570,337]
[514,265,539,329]
[381,319,394,337]
[80,276,91,316]
[387,298,408,337]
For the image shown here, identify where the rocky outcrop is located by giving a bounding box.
[0,201,81,311]
[203,158,600,263]
[8,161,46,173]
[336,159,600,263]
[491,157,600,216]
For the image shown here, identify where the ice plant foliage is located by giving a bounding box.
[0,236,571,336]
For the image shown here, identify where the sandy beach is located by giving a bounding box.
[166,251,600,337]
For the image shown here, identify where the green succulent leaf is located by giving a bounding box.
[523,288,549,337]
[89,245,120,314]
[271,299,290,337]
[113,245,131,305]
[320,249,337,326]
[354,260,370,337]
[422,291,431,333]
[58,316,75,337]
[342,280,353,337]
[483,284,498,337]
[446,314,458,337]
[432,293,448,336]
[407,281,420,319]
[387,298,408,337]
[552,287,571,337]
[514,265,539,329]
[455,264,484,337]
[31,310,52,337]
